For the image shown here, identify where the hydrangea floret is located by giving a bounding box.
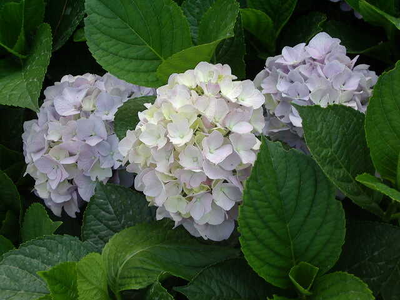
[255,32,377,149]
[119,62,265,241]
[22,73,155,217]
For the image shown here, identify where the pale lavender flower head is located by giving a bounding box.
[255,32,377,150]
[119,62,265,241]
[22,73,156,217]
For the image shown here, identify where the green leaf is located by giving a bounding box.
[0,235,14,258]
[85,0,192,87]
[77,253,109,300]
[181,0,216,44]
[21,203,62,242]
[335,221,400,299]
[289,262,319,296]
[0,235,94,299]
[247,0,297,36]
[197,0,240,45]
[296,104,384,217]
[0,0,45,56]
[365,61,400,182]
[279,12,326,49]
[309,272,374,300]
[157,41,220,83]
[241,8,275,51]
[359,0,400,36]
[146,281,174,300]
[215,14,246,79]
[114,96,156,140]
[175,258,278,300]
[356,173,400,202]
[0,23,52,111]
[239,138,345,289]
[82,183,156,251]
[38,262,78,300]
[73,28,85,42]
[323,20,383,54]
[103,221,239,293]
[45,0,85,51]
[0,170,20,210]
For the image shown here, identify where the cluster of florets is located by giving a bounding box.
[329,0,362,19]
[119,62,265,241]
[22,73,155,217]
[254,32,377,149]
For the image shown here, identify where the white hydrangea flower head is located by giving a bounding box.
[22,73,155,217]
[255,32,377,150]
[119,62,265,241]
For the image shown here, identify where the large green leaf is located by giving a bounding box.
[114,96,156,140]
[102,221,239,293]
[335,221,400,299]
[247,0,297,36]
[45,0,85,51]
[241,8,275,51]
[239,138,345,289]
[215,14,246,79]
[365,61,400,182]
[0,235,94,299]
[38,262,78,300]
[0,23,52,111]
[197,0,239,45]
[21,203,62,242]
[85,0,192,87]
[297,105,383,217]
[279,12,327,49]
[181,0,216,44]
[309,272,374,300]
[157,41,220,83]
[77,253,110,300]
[82,183,156,251]
[176,258,278,300]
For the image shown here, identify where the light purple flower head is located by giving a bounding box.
[22,73,156,217]
[119,62,265,241]
[255,32,377,150]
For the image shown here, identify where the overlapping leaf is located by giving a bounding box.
[239,138,345,288]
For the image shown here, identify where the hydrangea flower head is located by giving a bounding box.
[119,62,265,241]
[23,73,155,217]
[255,32,377,150]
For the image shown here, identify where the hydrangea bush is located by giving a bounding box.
[119,62,264,240]
[255,32,377,149]
[22,73,155,216]
[1,0,400,299]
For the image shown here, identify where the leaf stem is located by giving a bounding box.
[384,201,397,222]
